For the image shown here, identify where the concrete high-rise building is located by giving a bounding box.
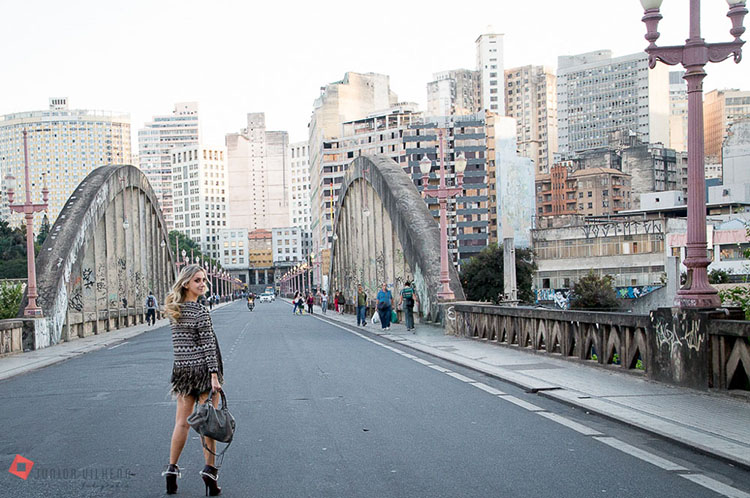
[704,89,750,160]
[308,72,398,253]
[289,141,312,257]
[0,98,131,231]
[405,113,492,267]
[668,71,688,152]
[171,144,228,262]
[272,226,303,263]
[219,228,249,276]
[313,104,421,255]
[426,69,481,117]
[138,102,200,230]
[226,113,290,232]
[557,50,669,155]
[504,65,558,174]
[475,30,505,114]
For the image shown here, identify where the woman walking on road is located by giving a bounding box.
[376,283,393,330]
[163,264,225,496]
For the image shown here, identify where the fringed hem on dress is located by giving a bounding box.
[170,365,224,398]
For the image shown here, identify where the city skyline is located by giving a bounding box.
[1,0,747,146]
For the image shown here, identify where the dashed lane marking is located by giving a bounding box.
[538,412,603,436]
[445,372,476,383]
[499,395,546,412]
[593,436,688,472]
[680,474,750,498]
[470,382,506,396]
[108,342,128,350]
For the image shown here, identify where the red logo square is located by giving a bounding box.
[8,454,34,480]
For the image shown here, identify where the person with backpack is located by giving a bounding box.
[338,291,346,314]
[399,281,419,332]
[145,291,158,326]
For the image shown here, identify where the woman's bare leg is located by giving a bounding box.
[169,394,196,465]
[197,391,221,466]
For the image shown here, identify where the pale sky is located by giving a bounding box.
[1,0,748,146]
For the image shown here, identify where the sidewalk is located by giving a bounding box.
[296,299,750,469]
[0,300,235,382]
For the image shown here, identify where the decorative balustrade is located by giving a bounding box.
[708,320,750,391]
[453,303,651,373]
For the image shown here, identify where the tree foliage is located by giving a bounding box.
[570,270,619,310]
[459,244,536,304]
[0,281,23,319]
[168,231,221,270]
[0,220,27,278]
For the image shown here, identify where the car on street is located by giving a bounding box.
[259,293,273,303]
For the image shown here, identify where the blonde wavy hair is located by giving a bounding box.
[164,264,209,321]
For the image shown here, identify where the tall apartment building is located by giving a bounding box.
[272,226,303,263]
[405,113,491,267]
[668,71,688,152]
[704,89,750,160]
[226,113,290,232]
[475,31,505,114]
[308,72,399,253]
[314,104,421,254]
[535,161,633,218]
[138,102,200,231]
[289,141,312,257]
[0,98,131,231]
[504,65,558,174]
[426,69,481,117]
[171,144,228,262]
[557,50,669,155]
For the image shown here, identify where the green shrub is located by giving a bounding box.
[0,282,23,319]
[570,270,619,310]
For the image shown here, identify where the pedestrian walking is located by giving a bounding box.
[376,283,393,330]
[145,291,158,326]
[162,264,225,496]
[306,292,314,314]
[292,291,300,314]
[356,284,368,326]
[399,281,419,332]
[296,293,305,315]
[334,291,339,313]
[338,292,346,314]
[321,290,328,314]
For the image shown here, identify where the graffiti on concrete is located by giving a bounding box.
[82,267,95,289]
[580,219,663,240]
[68,291,83,312]
[684,319,704,352]
[535,288,571,310]
[654,317,681,354]
[616,285,662,299]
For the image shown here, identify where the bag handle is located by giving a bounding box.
[194,389,231,468]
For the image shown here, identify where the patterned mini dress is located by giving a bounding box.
[169,301,224,397]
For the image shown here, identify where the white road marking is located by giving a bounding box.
[680,474,750,498]
[412,358,433,366]
[537,412,603,436]
[108,342,128,350]
[471,382,506,396]
[428,364,451,373]
[499,395,545,412]
[593,437,687,471]
[445,372,476,383]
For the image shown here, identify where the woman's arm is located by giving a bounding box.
[196,308,219,374]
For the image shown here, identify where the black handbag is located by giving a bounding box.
[187,390,236,466]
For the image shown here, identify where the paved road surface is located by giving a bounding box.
[1,300,748,497]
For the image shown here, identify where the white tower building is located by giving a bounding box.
[171,144,228,262]
[138,102,200,230]
[289,141,312,257]
[476,29,505,114]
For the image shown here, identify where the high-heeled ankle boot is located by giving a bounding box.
[161,464,180,494]
[199,464,221,496]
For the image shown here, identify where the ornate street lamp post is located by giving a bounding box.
[640,0,746,308]
[5,130,49,316]
[419,128,467,301]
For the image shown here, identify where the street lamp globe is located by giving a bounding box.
[455,152,467,174]
[640,0,663,9]
[160,239,166,248]
[419,154,432,175]
[122,219,130,230]
[727,0,746,5]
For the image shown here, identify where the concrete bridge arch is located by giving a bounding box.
[22,165,175,349]
[328,155,464,322]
